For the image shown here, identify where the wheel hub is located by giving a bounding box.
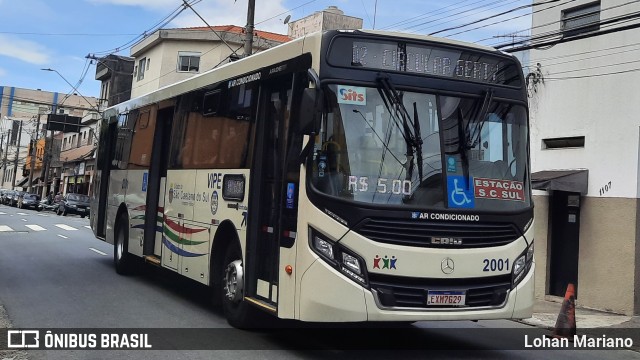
[223,260,244,303]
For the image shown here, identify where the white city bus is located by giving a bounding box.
[90,29,534,328]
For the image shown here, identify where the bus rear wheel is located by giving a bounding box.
[221,243,259,329]
[114,214,132,275]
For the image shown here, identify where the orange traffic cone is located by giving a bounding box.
[551,283,577,339]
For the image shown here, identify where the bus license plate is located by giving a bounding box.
[427,290,466,306]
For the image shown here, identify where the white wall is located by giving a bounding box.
[130,44,164,98]
[529,0,640,198]
[131,39,259,98]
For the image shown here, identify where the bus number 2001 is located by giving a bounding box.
[348,176,412,195]
[483,258,509,272]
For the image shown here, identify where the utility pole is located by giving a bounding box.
[27,114,42,193]
[11,120,23,189]
[244,0,255,57]
[2,130,10,187]
[0,133,4,170]
[41,129,53,198]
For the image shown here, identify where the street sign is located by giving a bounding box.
[46,114,81,133]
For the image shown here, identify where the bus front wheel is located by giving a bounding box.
[114,215,132,275]
[221,243,258,329]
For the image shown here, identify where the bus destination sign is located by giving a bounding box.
[328,37,521,86]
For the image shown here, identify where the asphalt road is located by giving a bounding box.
[0,203,638,359]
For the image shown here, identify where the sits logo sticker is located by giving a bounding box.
[337,85,366,105]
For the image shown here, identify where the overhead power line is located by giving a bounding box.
[521,41,640,68]
[477,0,639,45]
[429,0,566,36]
[89,0,201,56]
[0,31,138,37]
[379,0,479,30]
[254,0,317,25]
[404,0,522,33]
[545,67,640,81]
[501,12,640,52]
[444,0,579,38]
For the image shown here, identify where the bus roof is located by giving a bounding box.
[104,30,508,118]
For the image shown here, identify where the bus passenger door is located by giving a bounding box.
[91,118,117,238]
[144,105,174,257]
[246,75,295,308]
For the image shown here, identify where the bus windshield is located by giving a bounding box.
[310,83,530,211]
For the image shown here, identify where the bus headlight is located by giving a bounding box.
[313,235,334,260]
[513,256,526,276]
[309,227,368,286]
[512,242,534,288]
[342,252,361,274]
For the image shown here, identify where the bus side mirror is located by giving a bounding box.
[299,88,321,135]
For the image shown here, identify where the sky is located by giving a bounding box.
[0,0,532,99]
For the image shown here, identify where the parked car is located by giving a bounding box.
[0,190,14,205]
[18,193,41,210]
[7,191,24,207]
[0,189,8,204]
[57,193,90,217]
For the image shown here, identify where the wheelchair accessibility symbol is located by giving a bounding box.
[447,176,475,209]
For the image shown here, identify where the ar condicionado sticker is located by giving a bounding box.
[474,177,525,201]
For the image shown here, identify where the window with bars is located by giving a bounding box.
[562,2,600,37]
[177,52,201,73]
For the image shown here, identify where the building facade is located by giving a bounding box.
[0,86,98,195]
[57,116,100,196]
[129,26,290,98]
[528,0,640,315]
[95,54,134,108]
[287,6,363,39]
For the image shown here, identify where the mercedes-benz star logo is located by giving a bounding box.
[441,257,455,274]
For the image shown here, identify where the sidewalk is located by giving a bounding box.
[520,298,640,329]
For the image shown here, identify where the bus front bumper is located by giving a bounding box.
[298,259,534,322]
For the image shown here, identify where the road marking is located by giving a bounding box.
[17,212,28,215]
[0,225,14,232]
[21,219,27,222]
[26,225,46,231]
[37,213,49,217]
[89,248,108,256]
[55,224,78,231]
[0,212,6,215]
[57,234,68,239]
[84,226,91,229]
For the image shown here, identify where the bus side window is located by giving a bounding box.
[128,107,156,169]
[113,112,133,170]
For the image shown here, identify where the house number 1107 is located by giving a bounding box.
[599,181,612,196]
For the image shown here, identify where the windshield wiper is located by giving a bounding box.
[412,102,424,188]
[468,89,494,149]
[457,89,494,188]
[376,75,422,183]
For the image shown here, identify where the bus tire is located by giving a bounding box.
[221,243,258,329]
[114,214,132,275]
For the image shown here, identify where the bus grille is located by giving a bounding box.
[369,274,512,309]
[353,218,520,248]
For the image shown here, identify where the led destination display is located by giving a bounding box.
[327,36,522,86]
